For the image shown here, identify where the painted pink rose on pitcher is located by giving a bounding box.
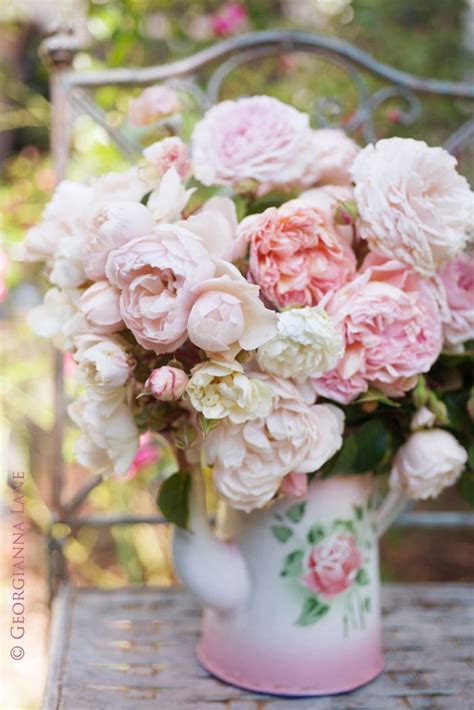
[301,534,362,599]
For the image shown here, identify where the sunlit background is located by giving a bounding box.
[1,1,473,708]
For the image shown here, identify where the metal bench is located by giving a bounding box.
[39,29,474,709]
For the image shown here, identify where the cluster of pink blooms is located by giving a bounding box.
[24,90,472,512]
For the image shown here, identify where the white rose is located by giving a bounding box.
[147,168,194,223]
[186,360,273,423]
[27,287,86,350]
[352,138,473,275]
[257,306,344,380]
[390,429,467,500]
[73,334,132,390]
[68,388,139,477]
[205,376,344,512]
[50,235,88,289]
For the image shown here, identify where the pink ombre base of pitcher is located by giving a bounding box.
[197,620,385,697]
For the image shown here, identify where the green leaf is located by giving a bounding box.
[333,519,356,535]
[354,505,364,521]
[198,414,220,437]
[307,524,325,545]
[296,597,330,626]
[457,469,474,507]
[157,471,191,529]
[286,502,306,523]
[327,419,391,475]
[271,525,293,543]
[356,569,369,585]
[355,388,400,408]
[280,549,305,577]
[364,597,371,612]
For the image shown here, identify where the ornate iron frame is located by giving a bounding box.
[39,29,474,595]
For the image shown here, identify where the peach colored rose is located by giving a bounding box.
[192,96,314,191]
[84,201,154,281]
[80,281,124,335]
[390,429,467,499]
[311,128,360,186]
[352,138,473,275]
[237,199,356,308]
[128,85,181,126]
[301,534,362,598]
[143,137,191,181]
[145,366,189,401]
[105,225,216,354]
[187,262,277,357]
[312,255,443,403]
[438,254,474,347]
[205,377,344,512]
[299,184,357,246]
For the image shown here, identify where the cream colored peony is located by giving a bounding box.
[352,138,473,275]
[257,306,343,380]
[186,360,273,424]
[205,377,344,512]
[390,429,467,499]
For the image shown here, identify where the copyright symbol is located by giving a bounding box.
[10,646,24,660]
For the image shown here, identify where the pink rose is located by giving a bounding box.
[187,262,277,357]
[191,96,314,191]
[84,201,154,281]
[238,200,356,309]
[105,225,216,354]
[301,534,362,598]
[143,137,191,181]
[299,184,358,246]
[145,366,189,401]
[80,281,124,335]
[438,254,474,346]
[128,85,181,126]
[311,129,360,186]
[352,138,473,275]
[312,255,443,403]
[279,472,309,499]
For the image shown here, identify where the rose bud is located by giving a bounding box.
[145,366,188,401]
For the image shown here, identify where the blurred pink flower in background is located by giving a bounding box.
[279,472,309,498]
[0,249,9,303]
[63,352,76,376]
[126,433,161,480]
[128,85,181,126]
[210,2,248,37]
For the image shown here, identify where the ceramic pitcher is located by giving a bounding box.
[172,471,406,696]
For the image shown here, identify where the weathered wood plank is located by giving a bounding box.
[42,584,474,710]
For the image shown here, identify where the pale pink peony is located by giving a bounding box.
[187,262,277,356]
[390,429,467,499]
[105,225,216,354]
[312,255,443,403]
[352,138,473,275]
[191,96,314,191]
[128,85,181,126]
[279,472,309,499]
[143,137,191,181]
[145,366,189,401]
[84,201,154,281]
[438,254,474,346]
[80,281,124,335]
[301,534,362,598]
[238,199,356,308]
[311,129,360,186]
[205,377,344,512]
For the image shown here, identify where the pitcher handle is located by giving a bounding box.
[376,488,410,538]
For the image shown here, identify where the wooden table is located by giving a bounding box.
[42,584,473,709]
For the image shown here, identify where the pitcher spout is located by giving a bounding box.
[172,469,250,612]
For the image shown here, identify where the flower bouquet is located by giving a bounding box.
[25,90,473,695]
